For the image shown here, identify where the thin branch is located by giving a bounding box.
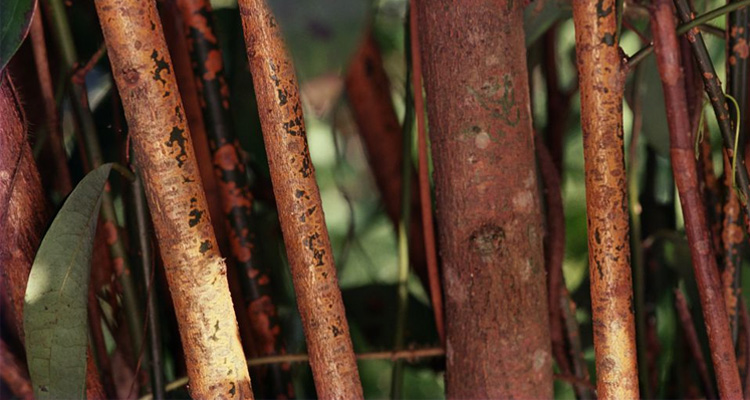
[410,0,444,346]
[677,0,750,36]
[651,1,742,396]
[138,347,446,400]
[535,135,569,376]
[29,10,72,198]
[675,0,750,223]
[561,289,593,400]
[624,0,747,72]
[674,289,717,399]
[392,9,416,398]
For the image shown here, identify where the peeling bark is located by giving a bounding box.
[93,1,253,398]
[571,0,639,397]
[416,1,552,397]
[237,0,363,398]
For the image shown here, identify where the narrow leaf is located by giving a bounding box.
[23,163,113,399]
[0,0,36,71]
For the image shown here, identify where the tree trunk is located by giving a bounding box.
[0,72,106,400]
[651,1,743,397]
[571,1,639,397]
[416,1,553,397]
[237,0,363,398]
[93,1,253,398]
[173,1,293,396]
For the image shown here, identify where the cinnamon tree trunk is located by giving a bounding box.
[572,1,639,397]
[416,1,552,397]
[93,1,252,398]
[237,0,363,398]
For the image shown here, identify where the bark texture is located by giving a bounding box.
[0,72,106,400]
[651,2,743,397]
[571,1,639,398]
[93,1,252,398]
[237,0,363,398]
[174,1,293,396]
[416,1,552,397]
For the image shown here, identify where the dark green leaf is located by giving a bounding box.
[0,0,36,71]
[24,163,113,400]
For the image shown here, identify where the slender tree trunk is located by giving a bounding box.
[416,1,552,397]
[651,2,743,397]
[173,1,293,396]
[237,0,363,398]
[571,1,639,398]
[93,1,253,398]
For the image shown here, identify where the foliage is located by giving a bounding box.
[0,0,35,71]
[24,164,112,399]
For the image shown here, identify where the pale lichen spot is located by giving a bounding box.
[512,190,534,212]
[475,130,491,149]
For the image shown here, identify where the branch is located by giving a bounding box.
[651,1,743,397]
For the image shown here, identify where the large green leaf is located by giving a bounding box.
[24,163,113,399]
[0,0,36,71]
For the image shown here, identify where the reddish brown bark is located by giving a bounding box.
[173,1,293,396]
[572,1,639,397]
[94,0,252,398]
[651,1,743,397]
[0,71,106,400]
[158,0,261,370]
[237,0,363,398]
[409,2,444,345]
[0,339,33,400]
[0,74,48,343]
[416,1,552,397]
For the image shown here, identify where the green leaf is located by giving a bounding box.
[24,163,113,400]
[0,0,36,72]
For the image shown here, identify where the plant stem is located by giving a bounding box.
[626,0,749,71]
[139,347,447,400]
[535,135,570,376]
[391,10,415,399]
[41,1,146,386]
[29,10,72,199]
[628,63,651,400]
[726,0,749,345]
[237,0,363,397]
[410,0,444,347]
[127,171,165,400]
[674,289,717,399]
[94,0,253,397]
[172,1,292,396]
[572,0,640,397]
[651,2,743,397]
[677,0,750,36]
